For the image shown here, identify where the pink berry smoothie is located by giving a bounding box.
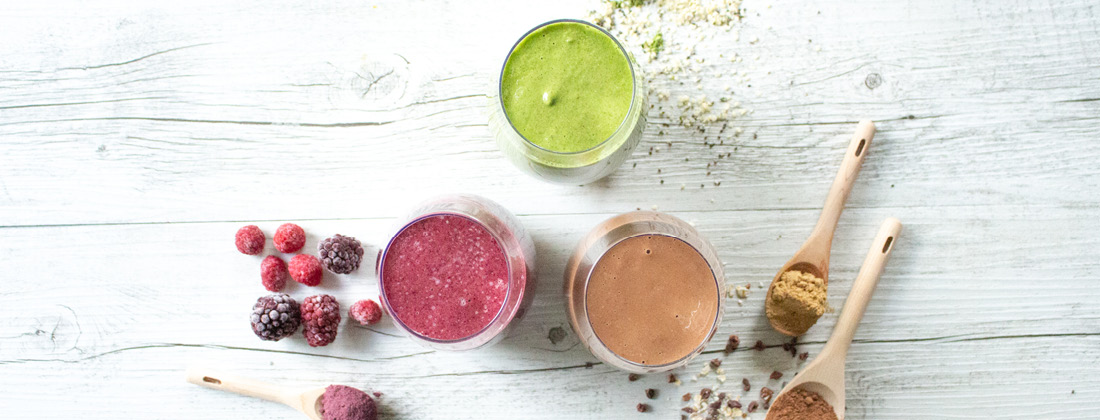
[380,214,518,341]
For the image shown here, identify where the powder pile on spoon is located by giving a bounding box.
[766,270,827,335]
[767,387,838,420]
[321,385,377,420]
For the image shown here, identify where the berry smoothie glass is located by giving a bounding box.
[377,195,536,350]
[489,19,647,184]
[564,211,725,373]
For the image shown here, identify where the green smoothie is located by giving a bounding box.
[501,21,634,153]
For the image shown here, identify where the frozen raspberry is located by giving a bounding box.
[250,294,300,341]
[318,234,365,274]
[302,294,340,347]
[349,299,383,326]
[288,254,323,286]
[274,223,306,253]
[235,225,265,255]
[260,255,289,292]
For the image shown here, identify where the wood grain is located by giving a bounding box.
[1,0,1099,418]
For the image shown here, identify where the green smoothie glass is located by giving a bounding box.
[490,19,646,184]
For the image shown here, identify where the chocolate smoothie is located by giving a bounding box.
[586,234,719,366]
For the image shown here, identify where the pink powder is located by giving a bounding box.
[320,385,376,420]
[381,214,511,340]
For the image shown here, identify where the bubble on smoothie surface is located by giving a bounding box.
[321,385,377,420]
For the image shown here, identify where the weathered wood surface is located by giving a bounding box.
[1,0,1099,418]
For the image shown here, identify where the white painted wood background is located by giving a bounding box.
[2,0,1099,418]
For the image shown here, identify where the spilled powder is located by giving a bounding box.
[321,385,377,420]
[767,387,838,420]
[766,270,826,334]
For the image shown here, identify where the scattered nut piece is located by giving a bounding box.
[761,387,774,404]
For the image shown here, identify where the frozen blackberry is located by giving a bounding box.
[250,294,301,341]
[349,299,383,326]
[235,225,265,255]
[274,223,306,253]
[302,294,340,347]
[318,234,365,274]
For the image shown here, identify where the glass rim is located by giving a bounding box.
[378,211,517,345]
[496,18,639,156]
[580,230,723,369]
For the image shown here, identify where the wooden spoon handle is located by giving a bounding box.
[808,121,876,249]
[186,367,295,406]
[820,217,901,359]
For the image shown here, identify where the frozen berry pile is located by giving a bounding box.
[234,224,379,347]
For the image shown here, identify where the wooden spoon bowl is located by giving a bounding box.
[766,120,876,336]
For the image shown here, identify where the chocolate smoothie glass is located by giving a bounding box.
[565,211,724,373]
[378,194,536,350]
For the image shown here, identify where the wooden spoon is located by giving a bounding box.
[765,120,876,336]
[186,367,325,420]
[765,218,902,420]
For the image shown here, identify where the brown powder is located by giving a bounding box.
[766,270,827,335]
[767,387,837,420]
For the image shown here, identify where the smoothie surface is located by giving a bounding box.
[586,234,718,366]
[382,214,511,340]
[501,21,633,153]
